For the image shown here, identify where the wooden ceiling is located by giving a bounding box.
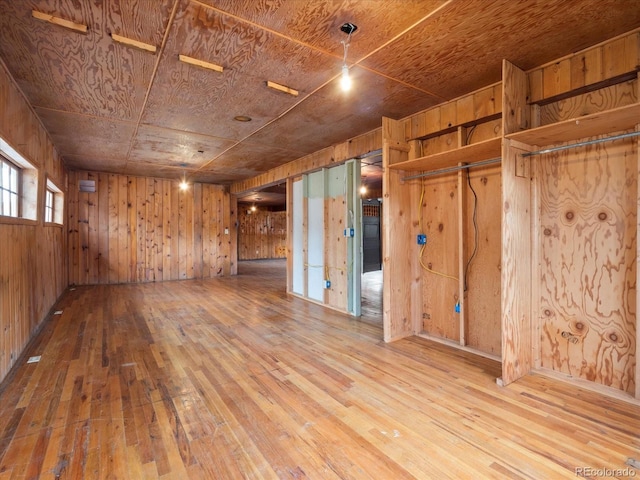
[1,0,639,187]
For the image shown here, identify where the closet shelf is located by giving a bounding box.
[506,103,639,145]
[388,137,502,172]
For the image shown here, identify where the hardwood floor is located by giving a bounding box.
[0,260,638,479]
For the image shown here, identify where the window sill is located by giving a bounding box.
[0,216,39,226]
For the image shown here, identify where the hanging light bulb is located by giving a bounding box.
[339,22,357,92]
[340,64,352,92]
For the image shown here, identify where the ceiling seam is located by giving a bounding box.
[123,0,182,172]
[193,0,456,175]
[32,105,138,125]
[191,0,341,60]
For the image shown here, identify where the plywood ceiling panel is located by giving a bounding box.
[0,0,173,119]
[363,0,640,99]
[33,108,135,164]
[198,0,447,59]
[198,141,309,179]
[143,2,340,139]
[245,66,441,153]
[0,0,639,196]
[128,125,237,168]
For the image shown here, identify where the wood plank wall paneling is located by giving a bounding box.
[529,32,639,103]
[403,83,502,141]
[538,135,637,394]
[237,209,286,260]
[67,171,233,285]
[0,62,67,383]
[230,128,382,195]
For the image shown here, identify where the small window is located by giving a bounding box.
[45,188,54,223]
[0,138,38,222]
[0,157,20,217]
[45,179,63,225]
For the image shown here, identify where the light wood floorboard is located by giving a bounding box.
[0,260,638,479]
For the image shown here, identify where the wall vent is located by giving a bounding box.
[79,179,96,192]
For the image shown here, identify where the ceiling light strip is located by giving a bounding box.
[111,33,157,53]
[179,54,223,73]
[32,10,88,33]
[266,81,299,97]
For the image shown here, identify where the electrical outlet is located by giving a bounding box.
[417,234,427,245]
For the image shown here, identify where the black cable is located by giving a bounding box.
[464,169,479,292]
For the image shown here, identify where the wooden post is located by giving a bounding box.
[382,117,421,341]
[458,165,467,346]
[500,59,532,385]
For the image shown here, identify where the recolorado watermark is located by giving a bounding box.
[575,466,636,477]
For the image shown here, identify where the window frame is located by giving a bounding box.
[44,187,54,223]
[0,155,21,218]
[0,138,39,225]
[44,178,64,226]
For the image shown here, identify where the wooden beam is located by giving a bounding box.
[110,33,156,53]
[32,10,88,33]
[178,54,223,73]
[266,80,299,97]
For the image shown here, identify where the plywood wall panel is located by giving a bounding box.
[539,80,637,126]
[465,165,502,356]
[67,171,232,285]
[325,170,348,311]
[382,117,422,341]
[420,174,460,341]
[538,135,637,394]
[501,60,532,385]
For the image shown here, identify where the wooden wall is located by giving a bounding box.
[0,62,67,383]
[67,171,235,285]
[537,135,637,395]
[418,163,502,357]
[231,129,381,195]
[238,209,286,260]
[533,72,638,394]
[382,29,640,399]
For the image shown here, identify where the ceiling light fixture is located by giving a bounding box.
[32,10,88,33]
[179,54,224,73]
[179,168,189,191]
[266,80,299,97]
[111,33,157,53]
[339,22,357,92]
[234,115,252,122]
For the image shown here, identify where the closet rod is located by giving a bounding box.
[521,131,640,157]
[402,156,502,181]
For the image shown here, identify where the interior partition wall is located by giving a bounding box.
[289,160,361,316]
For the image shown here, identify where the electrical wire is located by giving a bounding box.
[419,244,458,282]
[464,169,479,292]
[417,177,458,282]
